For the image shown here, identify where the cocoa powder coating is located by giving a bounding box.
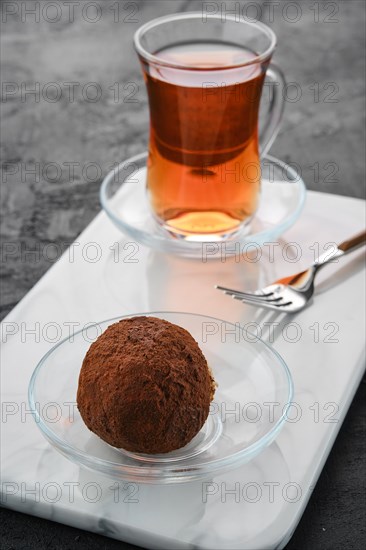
[77,316,216,454]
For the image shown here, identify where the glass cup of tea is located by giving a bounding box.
[134,13,285,241]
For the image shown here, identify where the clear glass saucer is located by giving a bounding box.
[100,153,306,259]
[29,312,293,484]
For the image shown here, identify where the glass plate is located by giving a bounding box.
[100,153,306,259]
[29,312,293,484]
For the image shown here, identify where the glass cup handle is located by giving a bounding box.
[259,65,286,157]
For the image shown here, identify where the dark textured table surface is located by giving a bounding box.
[1,1,365,549]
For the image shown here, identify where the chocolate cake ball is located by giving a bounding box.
[77,316,216,454]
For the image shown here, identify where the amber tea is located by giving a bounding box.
[135,14,283,239]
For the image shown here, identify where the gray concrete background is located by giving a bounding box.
[1,1,365,549]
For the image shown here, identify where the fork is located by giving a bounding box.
[216,230,366,313]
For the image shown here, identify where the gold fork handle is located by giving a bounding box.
[314,229,366,269]
[338,230,366,253]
